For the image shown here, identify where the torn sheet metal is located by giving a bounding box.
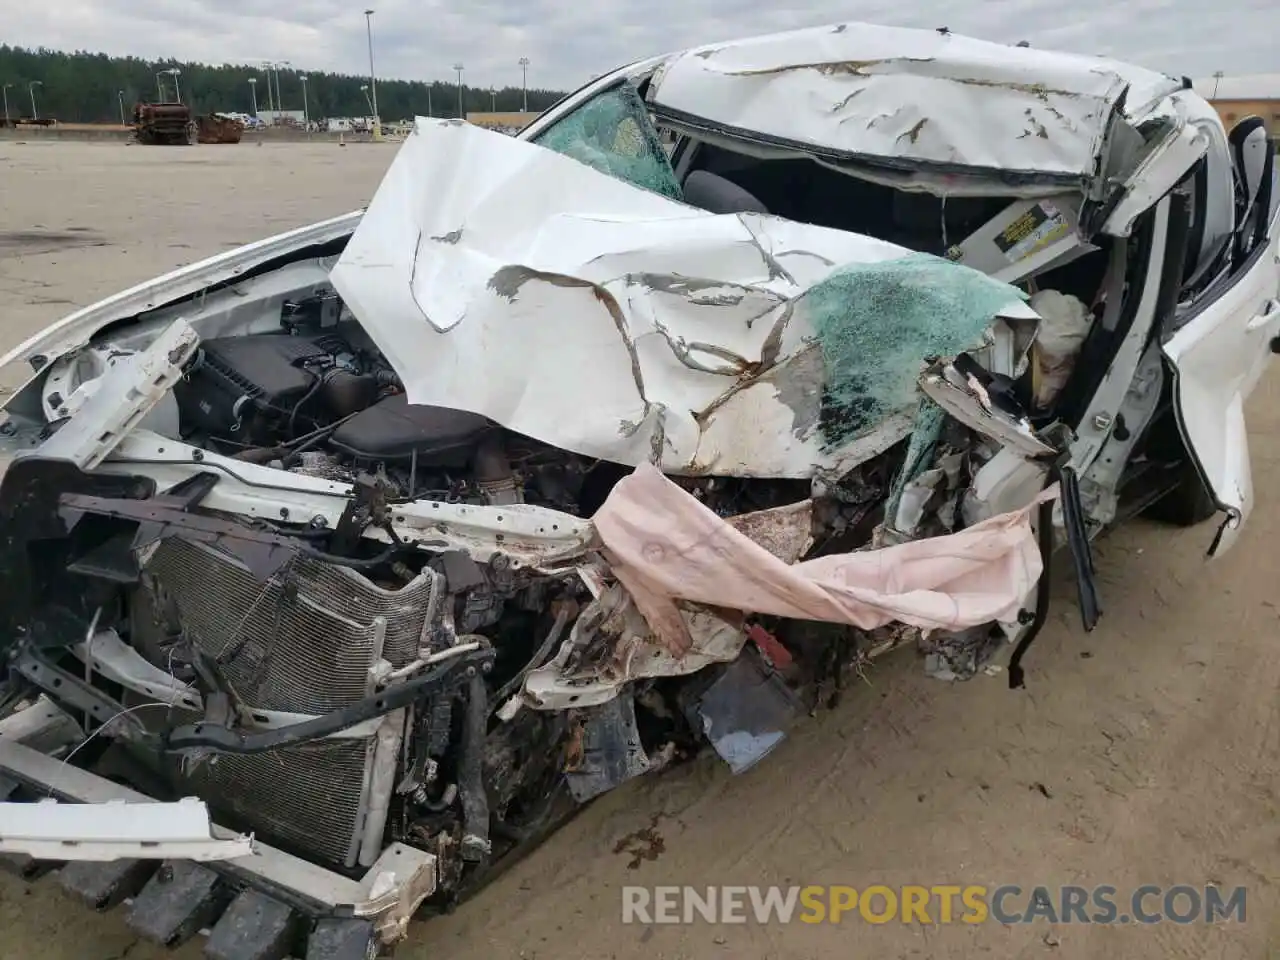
[649,22,1179,181]
[919,364,1057,460]
[522,585,746,711]
[593,464,1055,654]
[686,650,804,774]
[0,797,254,862]
[564,695,653,802]
[331,119,1035,478]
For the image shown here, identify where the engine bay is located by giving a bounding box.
[161,291,615,515]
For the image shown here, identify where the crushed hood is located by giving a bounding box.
[647,22,1180,181]
[331,119,1037,479]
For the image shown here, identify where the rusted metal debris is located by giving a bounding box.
[133,102,192,146]
[196,114,245,144]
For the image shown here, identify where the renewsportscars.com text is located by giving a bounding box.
[621,884,1247,926]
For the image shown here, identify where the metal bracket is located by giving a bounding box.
[12,648,147,738]
[24,318,198,471]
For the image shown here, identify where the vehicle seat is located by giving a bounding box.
[682,170,770,215]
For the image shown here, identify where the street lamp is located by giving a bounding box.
[262,63,275,114]
[300,74,310,130]
[117,89,126,125]
[28,80,42,120]
[2,83,12,125]
[274,61,290,115]
[454,63,464,119]
[1212,70,1225,99]
[248,77,258,116]
[490,87,496,112]
[518,57,529,113]
[261,61,288,118]
[364,10,379,123]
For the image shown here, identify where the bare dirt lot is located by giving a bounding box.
[0,140,1277,960]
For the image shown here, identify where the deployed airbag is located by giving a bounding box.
[594,464,1055,652]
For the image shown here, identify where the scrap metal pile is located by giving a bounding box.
[195,113,245,144]
[133,101,192,145]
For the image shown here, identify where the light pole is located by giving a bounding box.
[248,77,258,116]
[427,84,432,117]
[300,74,309,130]
[1212,70,1224,99]
[117,89,126,125]
[363,10,379,123]
[2,84,12,125]
[28,80,42,120]
[263,64,275,114]
[518,57,529,113]
[490,88,496,112]
[274,62,289,115]
[454,63,464,119]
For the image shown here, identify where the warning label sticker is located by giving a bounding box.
[993,202,1071,263]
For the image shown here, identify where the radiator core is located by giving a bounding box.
[132,537,442,868]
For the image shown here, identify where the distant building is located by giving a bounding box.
[1192,74,1280,131]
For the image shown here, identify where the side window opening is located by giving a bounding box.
[530,82,683,201]
[1178,157,1211,295]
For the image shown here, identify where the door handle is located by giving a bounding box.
[1247,299,1280,332]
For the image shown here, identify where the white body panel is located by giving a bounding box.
[1163,204,1280,554]
[649,22,1179,178]
[0,798,253,862]
[330,118,1034,478]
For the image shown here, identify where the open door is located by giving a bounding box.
[1162,158,1280,555]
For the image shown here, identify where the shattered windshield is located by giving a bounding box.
[532,82,683,200]
[803,252,1030,449]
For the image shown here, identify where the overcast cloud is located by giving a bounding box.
[1,0,1273,92]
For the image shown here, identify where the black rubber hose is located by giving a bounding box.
[458,674,492,862]
[490,605,571,712]
[165,647,493,753]
[287,371,329,437]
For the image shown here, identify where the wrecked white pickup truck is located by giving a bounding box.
[1,21,1277,959]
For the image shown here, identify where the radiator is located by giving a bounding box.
[131,538,442,869]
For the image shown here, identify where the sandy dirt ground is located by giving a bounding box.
[0,140,1276,960]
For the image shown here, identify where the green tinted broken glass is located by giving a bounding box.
[806,252,1028,449]
[532,82,682,200]
[883,397,948,526]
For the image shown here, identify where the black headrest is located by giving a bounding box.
[1228,115,1267,150]
[682,170,770,215]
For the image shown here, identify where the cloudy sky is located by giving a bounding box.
[3,0,1274,92]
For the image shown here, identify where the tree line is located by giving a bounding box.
[0,45,569,123]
